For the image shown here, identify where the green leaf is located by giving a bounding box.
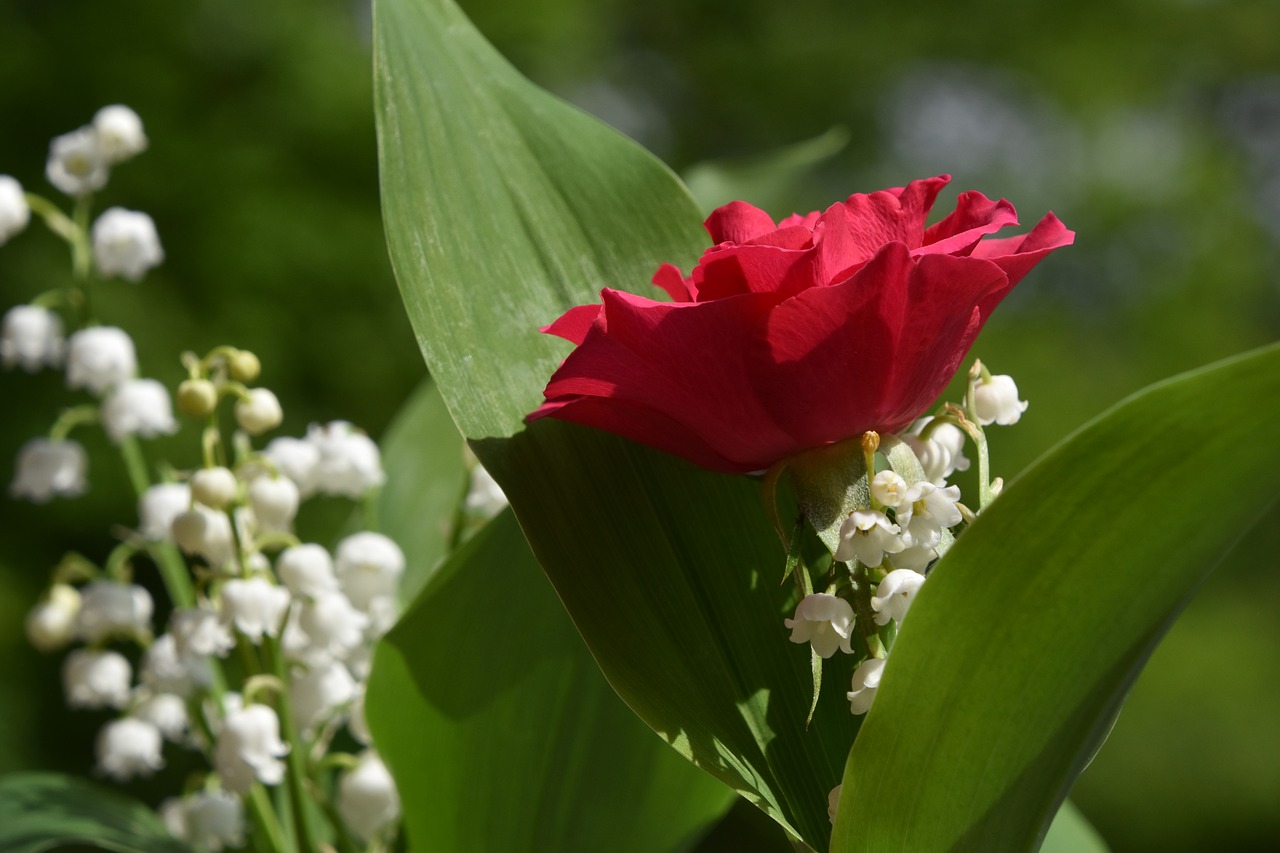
[373,378,468,603]
[375,0,866,846]
[366,508,735,851]
[1041,801,1109,853]
[0,772,189,853]
[832,343,1280,852]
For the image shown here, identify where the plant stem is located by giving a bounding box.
[120,437,197,608]
[263,635,322,853]
[247,785,291,853]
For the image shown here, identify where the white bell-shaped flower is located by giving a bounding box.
[171,505,236,568]
[96,717,164,780]
[898,482,963,545]
[247,473,298,532]
[75,579,153,643]
[170,606,234,659]
[298,590,368,658]
[870,569,927,626]
[834,510,905,567]
[362,594,399,642]
[827,784,842,824]
[213,704,289,794]
[132,692,189,742]
[307,421,385,498]
[140,633,213,698]
[973,374,1028,426]
[101,378,178,443]
[191,466,239,510]
[2,305,64,371]
[903,419,970,486]
[91,207,164,282]
[220,578,290,643]
[869,469,910,512]
[25,584,82,652]
[890,541,937,574]
[234,388,283,436]
[0,175,30,245]
[464,463,508,517]
[337,750,401,842]
[92,105,148,164]
[783,593,854,659]
[166,790,246,852]
[290,660,357,734]
[276,544,338,598]
[63,648,132,709]
[66,326,136,395]
[847,657,886,715]
[46,126,109,196]
[138,482,191,542]
[335,532,405,610]
[10,438,88,502]
[262,436,320,497]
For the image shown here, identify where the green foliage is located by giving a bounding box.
[832,344,1280,851]
[0,772,190,853]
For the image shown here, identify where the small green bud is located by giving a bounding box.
[227,349,261,383]
[177,378,218,418]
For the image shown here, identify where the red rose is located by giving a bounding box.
[529,175,1073,474]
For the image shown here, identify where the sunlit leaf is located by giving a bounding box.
[832,343,1280,852]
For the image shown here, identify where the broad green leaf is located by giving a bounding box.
[1041,801,1109,853]
[375,0,868,845]
[366,508,735,851]
[832,344,1280,852]
[373,377,467,603]
[0,772,189,853]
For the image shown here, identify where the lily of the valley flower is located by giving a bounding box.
[0,175,30,245]
[91,207,164,281]
[903,418,970,486]
[784,593,854,658]
[335,532,405,611]
[220,578,290,644]
[161,790,245,852]
[10,438,88,502]
[92,105,148,164]
[66,326,136,395]
[25,584,82,652]
[75,579,153,643]
[870,569,927,626]
[337,750,401,842]
[46,127,109,197]
[63,648,132,709]
[96,717,164,780]
[213,704,290,794]
[973,373,1028,426]
[2,305,63,371]
[835,510,905,567]
[847,657,886,715]
[100,378,178,443]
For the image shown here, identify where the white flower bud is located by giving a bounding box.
[140,634,213,698]
[464,463,508,517]
[213,704,289,794]
[870,470,910,511]
[363,594,399,641]
[337,750,401,842]
[166,790,245,851]
[276,544,338,598]
[335,532,405,610]
[25,584,82,652]
[299,591,368,658]
[827,784,842,824]
[847,657,886,715]
[66,326,136,395]
[92,105,148,164]
[138,482,191,541]
[973,374,1028,426]
[834,510,905,567]
[0,175,30,245]
[91,207,163,281]
[101,378,178,443]
[290,660,357,734]
[262,436,320,497]
[76,579,153,643]
[63,648,132,709]
[171,505,236,568]
[10,438,88,502]
[870,569,927,626]
[220,578,290,643]
[234,388,282,435]
[904,419,970,487]
[96,718,164,780]
[783,593,854,659]
[248,474,298,532]
[2,305,65,372]
[132,692,189,741]
[46,126,109,196]
[307,421,384,497]
[170,607,234,659]
[191,466,239,510]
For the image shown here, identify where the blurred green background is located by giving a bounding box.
[1,0,1276,850]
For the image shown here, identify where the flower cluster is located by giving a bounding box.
[5,109,407,850]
